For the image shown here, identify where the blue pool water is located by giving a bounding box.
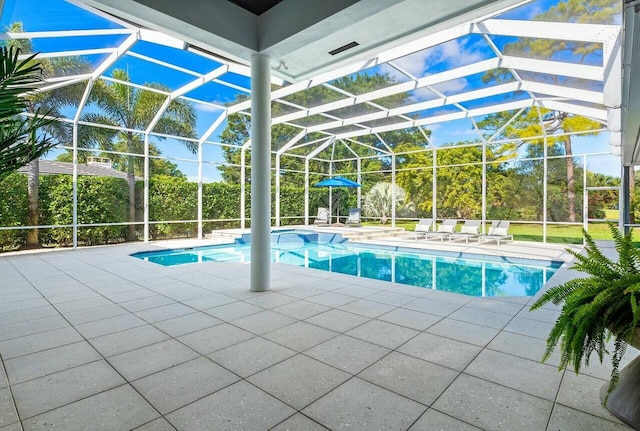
[133,230,562,297]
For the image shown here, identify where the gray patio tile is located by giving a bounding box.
[45,290,101,304]
[75,313,147,339]
[518,304,561,323]
[338,299,395,318]
[208,337,295,378]
[249,354,350,410]
[359,352,459,406]
[305,334,390,375]
[105,288,157,303]
[272,300,329,320]
[377,308,441,331]
[333,285,378,299]
[280,285,325,299]
[161,286,214,302]
[300,278,352,291]
[425,290,474,306]
[167,380,295,431]
[133,417,176,431]
[108,339,199,381]
[263,321,338,352]
[135,303,196,323]
[270,413,329,431]
[397,333,482,371]
[0,297,49,314]
[306,292,358,308]
[154,312,221,337]
[366,290,416,307]
[303,377,425,431]
[465,349,563,401]
[0,305,59,326]
[503,316,554,339]
[242,292,298,309]
[221,288,268,300]
[53,296,112,313]
[557,372,622,423]
[22,384,159,431]
[346,319,419,349]
[486,330,561,367]
[12,360,125,419]
[466,297,525,315]
[0,387,18,428]
[204,301,263,321]
[0,326,83,359]
[0,315,70,342]
[133,357,239,414]
[387,284,433,297]
[0,363,7,389]
[5,341,101,385]
[232,310,296,335]
[448,306,513,329]
[183,293,236,310]
[62,304,129,325]
[305,309,370,333]
[89,324,170,357]
[348,277,396,290]
[547,404,632,431]
[178,323,254,355]
[426,318,500,346]
[0,422,21,431]
[409,409,482,431]
[433,374,553,431]
[0,291,42,304]
[403,297,461,316]
[119,295,176,312]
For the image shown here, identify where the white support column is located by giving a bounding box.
[482,143,487,232]
[391,154,396,228]
[583,154,588,235]
[275,155,281,227]
[304,158,310,225]
[543,135,548,243]
[356,158,362,209]
[72,124,78,250]
[197,141,203,239]
[250,53,271,292]
[432,148,437,222]
[240,148,246,229]
[143,133,150,242]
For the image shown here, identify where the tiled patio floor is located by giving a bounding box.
[0,238,635,430]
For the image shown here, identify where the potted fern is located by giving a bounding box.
[531,223,640,428]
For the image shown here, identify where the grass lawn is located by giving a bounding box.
[363,221,618,244]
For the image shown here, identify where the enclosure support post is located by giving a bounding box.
[240,148,246,229]
[622,165,631,234]
[275,155,281,227]
[197,141,203,239]
[543,136,548,243]
[143,133,150,243]
[391,154,396,228]
[250,53,271,292]
[357,158,361,209]
[481,143,487,232]
[432,149,437,223]
[72,124,78,250]
[304,158,310,225]
[583,154,588,235]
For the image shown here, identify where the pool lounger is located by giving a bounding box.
[413,218,434,239]
[424,219,457,241]
[478,220,513,245]
[448,220,481,243]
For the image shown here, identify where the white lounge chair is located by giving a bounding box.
[345,208,361,227]
[425,219,457,241]
[413,218,434,239]
[449,220,481,243]
[314,207,330,226]
[478,220,513,245]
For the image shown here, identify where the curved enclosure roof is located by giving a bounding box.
[0,0,623,166]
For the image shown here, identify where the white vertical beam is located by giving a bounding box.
[240,147,246,229]
[304,158,310,225]
[275,155,281,227]
[72,124,78,250]
[391,154,396,228]
[143,133,150,242]
[356,158,362,209]
[250,53,271,292]
[197,141,203,239]
[583,154,588,234]
[432,148,437,223]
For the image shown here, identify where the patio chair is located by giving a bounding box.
[448,220,481,243]
[345,208,361,227]
[313,207,330,226]
[425,219,457,241]
[478,220,513,245]
[412,218,434,239]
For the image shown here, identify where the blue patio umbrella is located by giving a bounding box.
[314,176,361,223]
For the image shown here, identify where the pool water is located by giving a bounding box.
[133,231,562,297]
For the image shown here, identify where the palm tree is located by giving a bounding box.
[80,69,197,240]
[363,182,415,224]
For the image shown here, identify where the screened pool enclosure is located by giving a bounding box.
[0,0,627,250]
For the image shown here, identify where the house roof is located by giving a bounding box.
[17,160,131,180]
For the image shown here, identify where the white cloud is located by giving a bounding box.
[430,77,468,95]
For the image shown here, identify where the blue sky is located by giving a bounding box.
[1,0,620,181]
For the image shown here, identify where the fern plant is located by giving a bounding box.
[531,223,640,399]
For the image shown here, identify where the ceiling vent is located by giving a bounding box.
[329,41,359,56]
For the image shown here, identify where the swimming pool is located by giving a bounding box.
[133,230,562,297]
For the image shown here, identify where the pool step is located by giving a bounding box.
[339,228,406,241]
